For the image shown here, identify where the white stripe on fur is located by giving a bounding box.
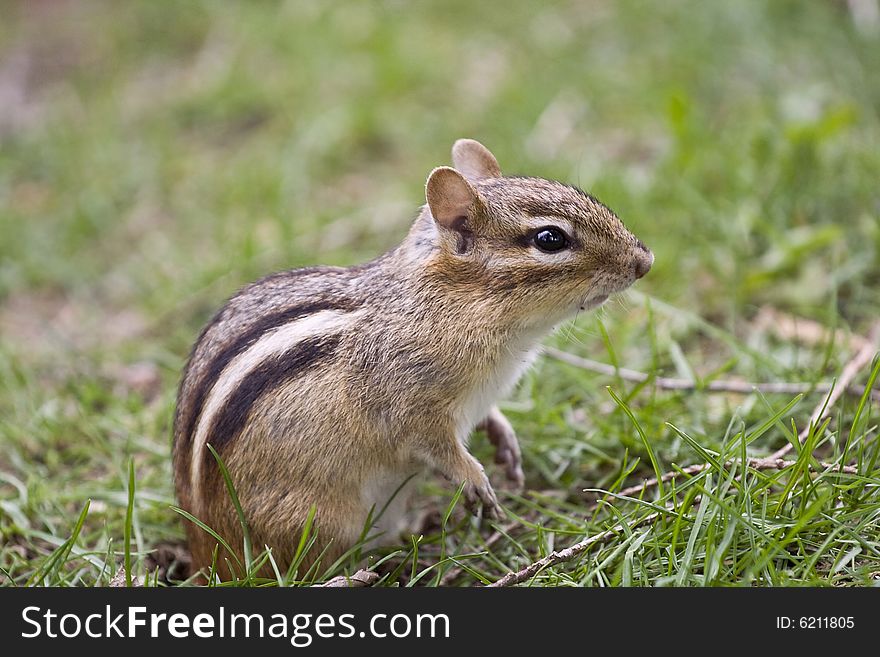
[189,309,354,505]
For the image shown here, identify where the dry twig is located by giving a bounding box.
[544,347,880,404]
[487,512,661,587]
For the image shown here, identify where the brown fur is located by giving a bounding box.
[172,139,653,580]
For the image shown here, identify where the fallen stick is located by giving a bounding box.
[544,347,880,404]
[487,512,662,587]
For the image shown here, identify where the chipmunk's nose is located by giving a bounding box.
[633,242,653,279]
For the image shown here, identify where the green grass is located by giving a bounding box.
[1,0,879,587]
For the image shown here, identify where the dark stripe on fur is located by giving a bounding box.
[181,300,354,448]
[204,334,341,453]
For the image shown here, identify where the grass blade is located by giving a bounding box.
[124,459,135,588]
[608,387,664,499]
[206,443,253,583]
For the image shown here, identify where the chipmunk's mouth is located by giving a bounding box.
[579,293,609,311]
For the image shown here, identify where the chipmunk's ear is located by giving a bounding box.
[451,139,502,180]
[425,166,484,232]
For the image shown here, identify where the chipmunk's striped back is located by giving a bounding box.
[172,266,368,522]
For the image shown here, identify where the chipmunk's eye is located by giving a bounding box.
[533,227,569,253]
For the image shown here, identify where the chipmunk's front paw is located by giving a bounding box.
[481,409,525,488]
[462,468,502,521]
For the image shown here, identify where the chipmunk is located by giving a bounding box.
[172,139,653,579]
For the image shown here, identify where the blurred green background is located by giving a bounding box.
[1,0,878,585]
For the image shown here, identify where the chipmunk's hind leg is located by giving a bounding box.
[477,406,525,488]
[361,469,421,553]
